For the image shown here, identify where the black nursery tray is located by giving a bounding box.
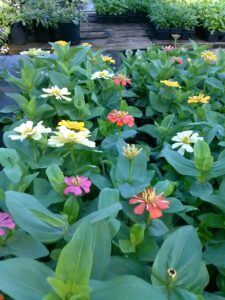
[96,13,148,24]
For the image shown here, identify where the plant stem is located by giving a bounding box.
[70,144,75,163]
[128,160,133,184]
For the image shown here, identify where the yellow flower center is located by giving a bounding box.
[58,120,86,131]
[181,136,191,144]
[142,189,156,203]
[55,40,68,46]
[23,128,33,134]
[72,176,81,186]
[52,89,61,96]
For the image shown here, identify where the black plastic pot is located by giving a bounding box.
[10,22,27,45]
[58,23,80,45]
[220,32,225,41]
[35,24,55,43]
[155,28,170,40]
[96,14,127,24]
[206,32,220,42]
[182,29,195,40]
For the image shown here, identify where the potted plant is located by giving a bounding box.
[56,0,86,45]
[0,0,24,45]
[148,0,198,40]
[93,0,128,24]
[197,0,225,42]
[19,0,60,43]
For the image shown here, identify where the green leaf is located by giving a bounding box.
[46,164,65,194]
[0,257,54,300]
[204,242,225,268]
[194,141,213,172]
[130,223,145,246]
[109,256,151,281]
[91,220,111,280]
[98,188,120,216]
[0,231,48,259]
[162,145,199,177]
[91,275,167,300]
[205,77,224,92]
[0,148,20,167]
[4,164,23,184]
[151,226,209,295]
[6,191,67,243]
[119,239,136,253]
[47,221,93,299]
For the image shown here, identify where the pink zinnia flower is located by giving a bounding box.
[64,176,92,196]
[171,56,184,64]
[163,45,174,52]
[107,110,134,127]
[129,188,170,219]
[0,212,15,236]
[113,74,131,86]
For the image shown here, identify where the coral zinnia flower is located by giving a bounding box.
[41,86,72,101]
[188,93,210,104]
[160,80,181,88]
[201,51,217,63]
[171,56,184,64]
[58,120,87,131]
[9,121,51,141]
[129,188,170,219]
[171,130,203,155]
[55,40,68,46]
[0,294,5,300]
[107,110,134,127]
[64,176,92,196]
[113,74,131,86]
[0,212,15,236]
[101,55,115,64]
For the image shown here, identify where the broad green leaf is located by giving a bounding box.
[46,164,65,194]
[0,148,20,167]
[6,191,67,243]
[0,257,54,300]
[91,275,166,300]
[162,145,199,177]
[152,226,209,295]
[91,220,111,280]
[0,231,48,259]
[48,221,93,299]
[194,141,213,172]
[204,242,225,268]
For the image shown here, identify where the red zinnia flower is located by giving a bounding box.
[0,294,5,300]
[113,74,131,86]
[107,110,134,127]
[129,188,170,219]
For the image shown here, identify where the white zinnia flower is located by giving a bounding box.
[41,86,72,101]
[91,70,114,80]
[171,130,203,155]
[48,126,95,148]
[20,48,50,57]
[9,121,52,141]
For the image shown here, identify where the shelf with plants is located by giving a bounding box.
[1,0,85,46]
[148,0,198,40]
[93,0,149,24]
[196,0,225,42]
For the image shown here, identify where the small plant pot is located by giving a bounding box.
[10,22,27,45]
[116,15,127,24]
[220,32,225,41]
[181,29,195,39]
[96,15,115,24]
[58,22,80,45]
[35,24,55,43]
[206,32,220,42]
[155,28,170,40]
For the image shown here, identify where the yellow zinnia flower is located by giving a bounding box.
[160,80,181,88]
[188,93,210,104]
[58,120,87,131]
[201,51,217,63]
[101,55,115,64]
[55,40,68,47]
